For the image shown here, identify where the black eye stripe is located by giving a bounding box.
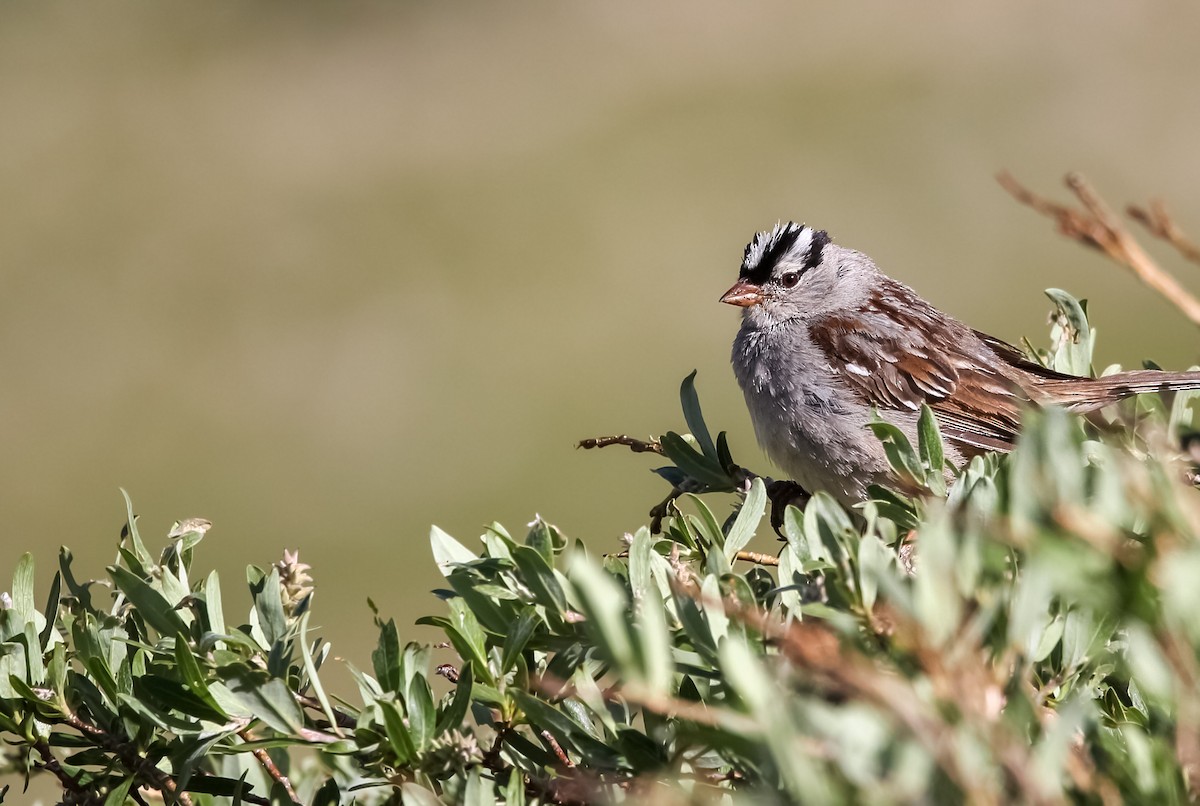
[740,225,805,285]
[739,225,831,286]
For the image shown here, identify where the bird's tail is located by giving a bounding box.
[1046,370,1200,412]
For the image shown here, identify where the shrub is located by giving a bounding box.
[3,289,1200,804]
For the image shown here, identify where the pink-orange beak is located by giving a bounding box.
[719,279,763,307]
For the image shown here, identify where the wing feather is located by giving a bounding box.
[809,280,1029,455]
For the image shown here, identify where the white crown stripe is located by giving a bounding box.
[742,222,813,273]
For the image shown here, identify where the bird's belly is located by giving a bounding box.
[742,383,889,506]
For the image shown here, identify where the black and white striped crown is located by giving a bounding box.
[740,222,830,284]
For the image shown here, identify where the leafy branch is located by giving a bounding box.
[4,273,1200,803]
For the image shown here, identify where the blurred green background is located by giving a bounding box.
[3,0,1200,758]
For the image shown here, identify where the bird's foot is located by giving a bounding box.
[766,480,811,538]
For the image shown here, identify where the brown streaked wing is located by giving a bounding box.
[809,283,1030,455]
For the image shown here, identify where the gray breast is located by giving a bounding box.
[731,321,891,505]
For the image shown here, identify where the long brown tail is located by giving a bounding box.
[1044,370,1200,412]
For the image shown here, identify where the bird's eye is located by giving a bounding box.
[779,272,800,288]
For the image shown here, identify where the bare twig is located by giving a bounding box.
[732,550,780,567]
[58,710,194,806]
[1127,199,1200,266]
[32,740,86,799]
[540,730,576,768]
[241,729,301,805]
[577,435,663,455]
[997,171,1200,327]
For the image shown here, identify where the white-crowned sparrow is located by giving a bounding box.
[722,221,1200,506]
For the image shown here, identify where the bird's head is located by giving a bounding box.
[721,222,855,324]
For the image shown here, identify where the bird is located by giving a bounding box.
[721,221,1200,507]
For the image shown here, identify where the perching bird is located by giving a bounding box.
[722,221,1200,506]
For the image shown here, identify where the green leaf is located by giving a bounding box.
[716,431,735,473]
[510,690,621,764]
[372,618,402,693]
[1045,288,1093,375]
[724,477,766,562]
[406,674,436,751]
[660,432,733,490]
[204,570,226,639]
[251,567,287,648]
[58,547,93,611]
[173,729,239,792]
[174,634,225,718]
[525,517,556,563]
[512,545,567,613]
[682,494,725,553]
[568,555,634,670]
[431,525,478,576]
[108,565,187,638]
[917,404,946,495]
[699,574,729,647]
[11,553,35,626]
[634,578,673,696]
[445,599,493,685]
[628,527,653,600]
[299,612,341,736]
[103,776,134,806]
[401,783,446,806]
[381,699,417,764]
[38,571,61,650]
[868,419,924,485]
[857,534,892,613]
[501,608,539,675]
[680,370,717,459]
[227,674,306,735]
[130,670,219,725]
[463,767,495,806]
[119,488,155,569]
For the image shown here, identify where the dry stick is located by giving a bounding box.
[241,729,301,805]
[997,171,1200,327]
[732,550,779,567]
[32,740,86,799]
[1128,199,1200,267]
[540,730,576,768]
[577,435,663,455]
[57,709,195,806]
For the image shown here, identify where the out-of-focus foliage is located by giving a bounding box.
[3,290,1200,804]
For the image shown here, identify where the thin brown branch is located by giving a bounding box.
[1128,199,1200,266]
[540,730,576,768]
[59,710,194,806]
[732,550,779,566]
[998,171,1200,327]
[577,435,663,455]
[241,729,301,805]
[32,740,87,800]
